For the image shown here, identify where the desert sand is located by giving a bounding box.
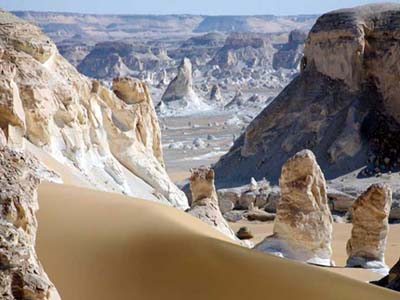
[36,182,399,300]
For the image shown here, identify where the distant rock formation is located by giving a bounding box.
[0,146,60,300]
[273,29,306,70]
[78,41,170,79]
[158,58,209,115]
[225,90,246,108]
[214,4,400,188]
[346,183,392,273]
[0,11,188,209]
[209,33,275,69]
[187,167,249,245]
[209,84,224,103]
[372,258,400,291]
[255,150,334,266]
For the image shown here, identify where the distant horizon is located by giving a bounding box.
[1,0,398,16]
[9,10,320,17]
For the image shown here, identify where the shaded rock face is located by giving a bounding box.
[214,3,400,187]
[372,258,400,291]
[255,150,334,266]
[0,147,60,300]
[273,29,306,70]
[346,183,392,272]
[188,167,245,244]
[158,58,209,114]
[0,11,188,209]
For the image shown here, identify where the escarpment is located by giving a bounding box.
[0,11,188,209]
[214,3,400,188]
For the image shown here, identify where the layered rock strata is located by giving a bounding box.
[214,4,400,188]
[255,150,334,266]
[346,183,392,273]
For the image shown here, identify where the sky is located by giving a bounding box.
[1,0,398,15]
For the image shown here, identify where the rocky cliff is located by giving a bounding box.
[214,4,400,190]
[0,145,60,300]
[0,11,188,209]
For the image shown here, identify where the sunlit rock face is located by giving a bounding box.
[255,150,334,266]
[188,167,251,247]
[0,11,188,209]
[214,3,400,187]
[346,183,392,273]
[158,57,210,115]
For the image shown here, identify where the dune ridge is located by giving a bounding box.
[36,182,398,300]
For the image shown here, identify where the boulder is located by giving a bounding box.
[255,150,334,266]
[236,227,253,240]
[346,183,392,273]
[372,258,400,291]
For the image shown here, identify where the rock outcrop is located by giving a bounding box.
[214,4,400,192]
[0,11,188,209]
[255,150,334,266]
[346,183,392,273]
[187,167,247,245]
[273,29,306,70]
[209,84,224,103]
[372,258,400,291]
[0,146,60,300]
[158,58,209,115]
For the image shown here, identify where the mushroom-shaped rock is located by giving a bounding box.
[255,149,334,266]
[346,183,392,273]
[187,167,251,247]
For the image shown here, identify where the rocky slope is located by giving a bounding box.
[0,11,188,209]
[214,4,400,191]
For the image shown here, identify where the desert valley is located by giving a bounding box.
[1,1,400,299]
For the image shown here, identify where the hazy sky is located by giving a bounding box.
[1,0,398,15]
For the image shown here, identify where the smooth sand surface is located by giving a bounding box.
[36,182,399,300]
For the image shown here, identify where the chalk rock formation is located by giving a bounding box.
[214,3,400,188]
[372,258,400,291]
[0,146,60,300]
[255,150,334,266]
[188,167,248,245]
[0,11,188,209]
[346,183,392,272]
[158,58,209,115]
[209,84,223,103]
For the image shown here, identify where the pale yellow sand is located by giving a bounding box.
[36,182,399,300]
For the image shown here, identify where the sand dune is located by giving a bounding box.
[36,182,398,300]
